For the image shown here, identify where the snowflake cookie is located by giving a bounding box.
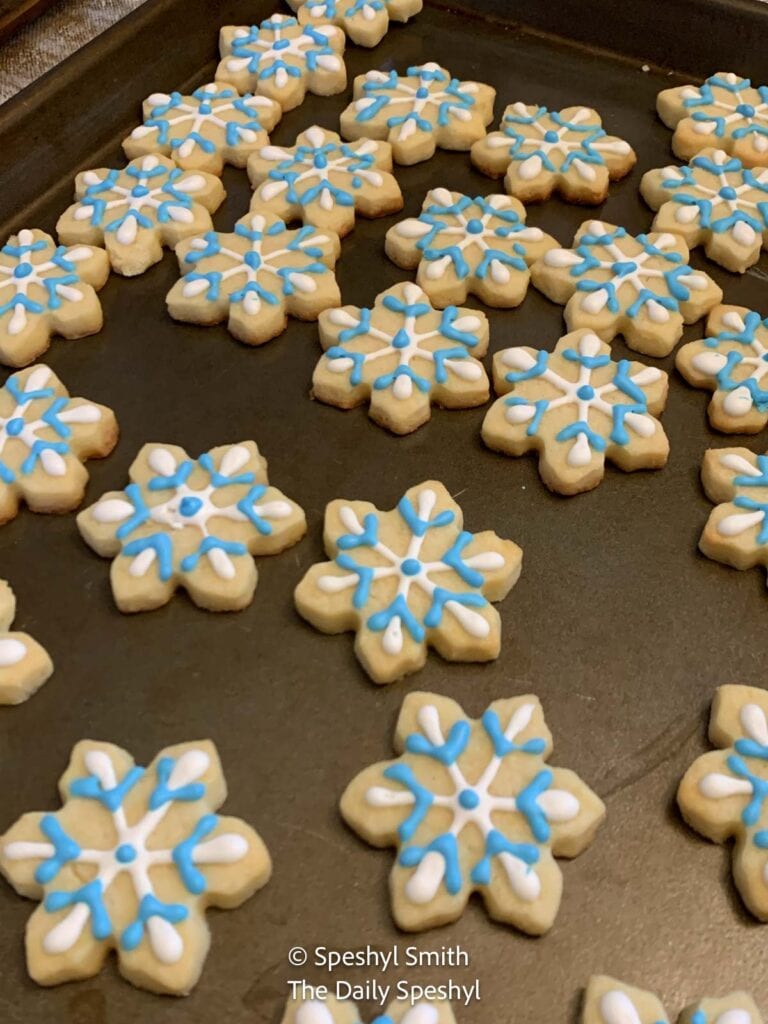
[0,229,109,369]
[583,975,762,1024]
[677,305,768,433]
[167,212,341,346]
[294,481,521,683]
[385,189,556,309]
[678,684,768,920]
[530,220,723,358]
[78,441,306,613]
[312,282,490,435]
[341,691,605,931]
[657,72,768,167]
[640,148,768,273]
[287,0,423,48]
[340,62,495,166]
[0,579,53,705]
[216,15,346,112]
[0,739,271,994]
[248,125,402,238]
[471,103,635,205]
[122,82,282,176]
[699,447,768,589]
[0,364,118,528]
[281,997,454,1024]
[56,154,224,277]
[481,330,669,496]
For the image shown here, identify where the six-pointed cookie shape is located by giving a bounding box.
[0,229,109,368]
[294,480,521,682]
[583,975,763,1024]
[123,82,282,175]
[385,189,556,308]
[287,0,423,48]
[0,739,271,994]
[0,364,118,527]
[341,691,605,930]
[168,212,341,346]
[699,447,768,587]
[0,579,53,705]
[677,305,768,433]
[471,103,635,205]
[56,155,224,277]
[78,441,306,613]
[641,148,768,272]
[248,125,403,238]
[482,330,669,496]
[341,62,495,165]
[658,72,768,166]
[282,999,454,1024]
[678,684,768,921]
[312,282,489,434]
[216,14,346,112]
[531,220,723,358]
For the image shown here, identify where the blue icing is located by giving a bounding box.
[34,815,82,885]
[45,879,113,941]
[482,709,547,756]
[681,74,768,140]
[355,64,476,135]
[660,153,768,238]
[399,832,462,895]
[172,814,218,894]
[227,19,339,82]
[71,765,145,812]
[79,162,200,234]
[0,238,85,323]
[121,894,188,952]
[700,311,768,413]
[470,830,539,886]
[264,139,381,208]
[149,755,206,811]
[498,105,613,171]
[726,754,768,826]
[143,86,269,154]
[406,719,470,764]
[383,764,434,841]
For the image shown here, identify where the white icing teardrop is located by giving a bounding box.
[174,174,206,193]
[168,748,210,788]
[207,546,236,580]
[165,205,194,224]
[568,432,593,467]
[192,833,248,864]
[382,615,403,654]
[319,187,334,212]
[60,404,101,424]
[623,412,656,438]
[631,366,662,386]
[327,355,355,373]
[699,772,754,798]
[715,1011,752,1024]
[260,179,289,202]
[499,852,540,900]
[396,218,432,239]
[430,187,454,206]
[675,204,700,224]
[288,273,317,294]
[8,304,27,335]
[297,1001,335,1024]
[502,347,536,370]
[732,221,757,247]
[328,308,359,328]
[304,125,326,149]
[741,703,768,745]
[722,311,747,331]
[721,453,761,476]
[148,91,172,106]
[538,789,580,821]
[754,135,768,154]
[646,299,670,324]
[243,291,261,316]
[93,498,134,523]
[518,154,543,180]
[718,510,765,537]
[17,228,35,246]
[316,54,341,72]
[506,402,537,425]
[255,500,292,519]
[66,246,93,262]
[116,216,138,246]
[140,155,160,171]
[339,506,364,534]
[464,551,505,571]
[445,359,482,382]
[393,374,413,400]
[572,157,597,182]
[403,281,424,305]
[692,351,728,376]
[678,272,707,291]
[402,1005,440,1024]
[579,332,602,357]
[723,386,756,417]
[426,254,452,280]
[43,903,90,954]
[26,365,51,390]
[183,277,210,298]
[219,445,250,477]
[129,547,156,578]
[405,849,445,903]
[451,315,481,333]
[444,599,489,638]
[599,990,643,1024]
[40,448,67,477]
[506,701,535,740]
[148,915,184,964]
[0,638,27,667]
[581,287,609,314]
[149,448,177,476]
[490,260,511,284]
[84,749,117,786]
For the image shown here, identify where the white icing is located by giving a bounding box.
[0,234,93,336]
[600,990,643,1024]
[741,702,768,745]
[0,637,27,667]
[222,15,342,84]
[296,1002,335,1024]
[699,772,754,798]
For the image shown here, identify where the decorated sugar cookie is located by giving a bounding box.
[657,72,768,166]
[0,580,53,705]
[123,83,282,175]
[678,685,768,921]
[677,305,768,433]
[341,691,605,930]
[294,480,521,683]
[287,0,423,48]
[78,441,305,613]
[699,447,768,588]
[56,155,224,277]
[0,229,109,368]
[0,364,118,528]
[385,189,556,308]
[471,103,635,205]
[640,148,768,272]
[280,997,454,1024]
[0,739,271,994]
[248,125,403,237]
[312,282,489,435]
[216,15,346,112]
[530,220,723,358]
[482,330,669,496]
[167,213,341,346]
[583,975,762,1024]
[340,62,495,165]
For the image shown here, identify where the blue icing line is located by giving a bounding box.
[45,879,112,941]
[368,593,425,643]
[470,829,539,886]
[399,832,462,895]
[149,755,206,810]
[356,65,475,131]
[499,105,611,169]
[179,536,248,573]
[229,20,338,81]
[122,534,175,582]
[71,765,145,812]
[726,753,768,825]
[482,709,547,756]
[34,815,81,885]
[515,769,554,842]
[406,718,471,764]
[383,763,434,841]
[120,893,188,952]
[172,814,218,894]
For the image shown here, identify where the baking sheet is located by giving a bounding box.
[1,2,768,1023]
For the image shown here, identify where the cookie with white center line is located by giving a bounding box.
[471,102,635,205]
[248,125,403,237]
[0,579,53,705]
[385,188,556,308]
[286,0,423,49]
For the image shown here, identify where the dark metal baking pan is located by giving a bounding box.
[0,0,59,43]
[1,1,768,1022]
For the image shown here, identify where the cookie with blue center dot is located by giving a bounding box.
[286,0,423,48]
[281,997,455,1024]
[585,975,762,1024]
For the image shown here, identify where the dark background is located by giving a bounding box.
[1,1,768,1022]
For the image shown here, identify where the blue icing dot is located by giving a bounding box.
[6,417,25,437]
[763,353,768,362]
[244,250,262,269]
[544,129,559,143]
[13,262,33,279]
[415,87,430,99]
[273,38,290,50]
[467,218,484,234]
[179,496,203,517]
[458,788,480,809]
[577,384,595,401]
[611,260,637,276]
[313,153,328,169]
[116,843,137,864]
[719,185,738,200]
[737,103,756,117]
[392,328,411,349]
[131,185,150,198]
[199,102,212,114]
[401,558,422,576]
